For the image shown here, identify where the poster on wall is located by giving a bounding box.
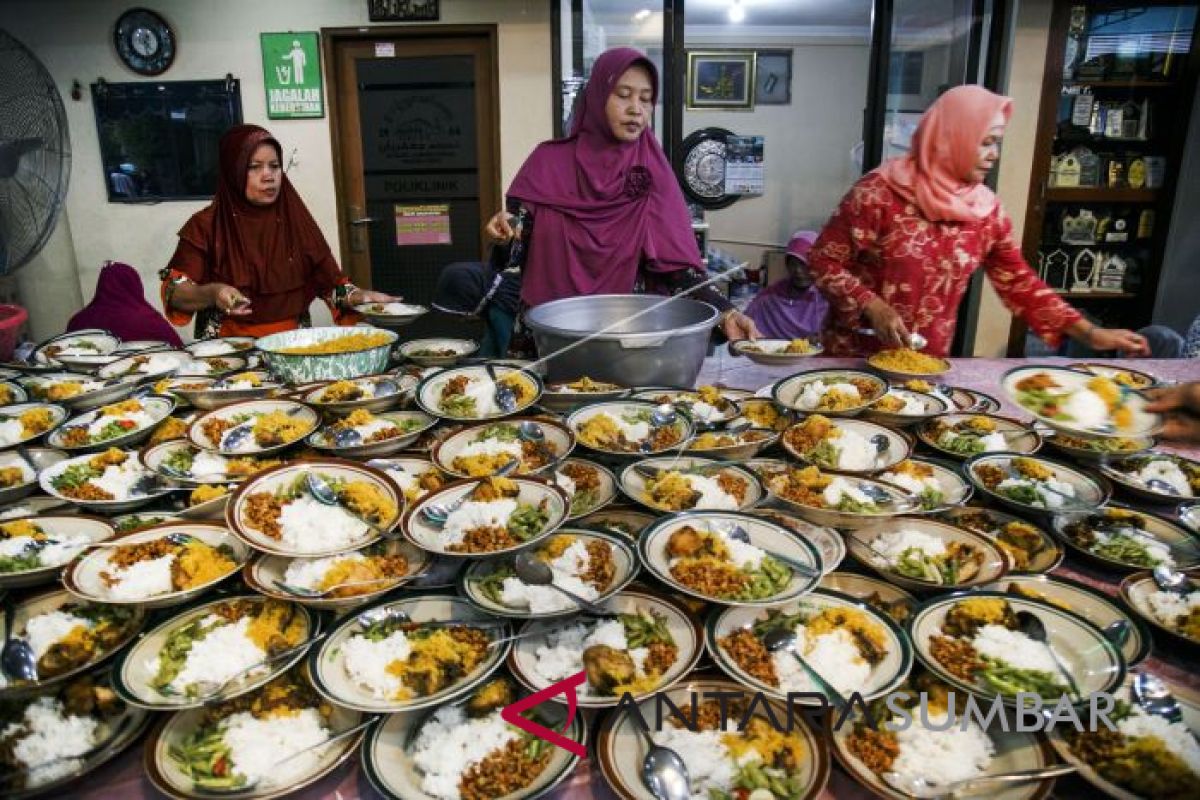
[724,135,764,195]
[261,32,323,119]
[395,203,452,245]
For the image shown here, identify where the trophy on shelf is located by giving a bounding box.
[1071,248,1100,293]
[1043,248,1071,291]
[1061,209,1098,244]
[1098,253,1128,292]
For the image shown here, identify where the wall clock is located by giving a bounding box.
[678,127,739,209]
[114,8,176,76]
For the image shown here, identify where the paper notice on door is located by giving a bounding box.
[395,203,451,245]
[375,42,395,57]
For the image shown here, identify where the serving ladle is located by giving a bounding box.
[486,363,518,413]
[1,597,37,683]
[1014,610,1082,702]
[513,551,616,617]
[762,627,849,711]
[421,458,520,526]
[723,523,820,579]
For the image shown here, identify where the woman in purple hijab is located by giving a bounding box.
[484,47,758,342]
[744,230,830,340]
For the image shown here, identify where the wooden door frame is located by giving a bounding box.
[321,24,502,288]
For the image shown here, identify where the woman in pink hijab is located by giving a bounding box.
[808,85,1148,357]
[484,47,758,342]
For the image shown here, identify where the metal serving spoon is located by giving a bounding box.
[1131,671,1190,727]
[722,523,820,579]
[84,531,197,550]
[1014,610,1082,702]
[762,627,849,711]
[882,765,1077,799]
[421,458,520,527]
[305,473,392,537]
[486,364,518,413]
[220,406,305,451]
[639,404,679,453]
[518,420,556,463]
[1,597,37,683]
[272,576,401,599]
[1152,564,1194,595]
[634,718,691,800]
[513,552,617,617]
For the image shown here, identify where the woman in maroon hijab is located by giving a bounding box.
[69,261,184,346]
[159,124,394,339]
[484,48,758,341]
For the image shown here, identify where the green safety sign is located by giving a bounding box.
[260,32,323,119]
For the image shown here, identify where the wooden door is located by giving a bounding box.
[326,26,500,336]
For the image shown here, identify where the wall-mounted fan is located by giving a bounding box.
[0,29,71,276]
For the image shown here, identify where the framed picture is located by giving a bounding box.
[754,50,791,105]
[687,51,756,110]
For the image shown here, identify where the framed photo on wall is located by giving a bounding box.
[686,51,756,110]
[755,50,791,105]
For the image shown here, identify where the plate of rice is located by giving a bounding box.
[354,301,429,327]
[1042,430,1156,462]
[0,515,114,589]
[1048,673,1200,800]
[911,593,1124,706]
[1099,452,1200,503]
[0,402,67,449]
[1051,506,1199,572]
[847,518,1009,591]
[507,587,702,709]
[112,595,314,709]
[227,461,402,557]
[781,415,910,475]
[730,397,794,433]
[63,522,249,609]
[986,573,1151,666]
[817,571,916,625]
[308,408,437,458]
[640,510,822,605]
[554,457,617,519]
[309,594,510,713]
[170,371,282,411]
[183,337,256,358]
[188,399,319,456]
[48,396,174,452]
[398,337,479,367]
[368,457,452,505]
[967,453,1110,514]
[245,539,430,611]
[432,417,575,478]
[0,588,144,698]
[402,475,568,557]
[300,374,416,416]
[596,676,830,800]
[416,364,542,421]
[861,387,950,428]
[566,400,694,456]
[39,447,174,512]
[0,671,151,799]
[175,355,248,377]
[771,369,887,417]
[1002,366,1161,438]
[97,350,191,382]
[539,375,627,413]
[748,508,846,574]
[20,372,139,411]
[630,385,741,426]
[876,457,972,512]
[833,673,1059,800]
[362,673,586,800]
[1120,568,1200,649]
[865,347,952,380]
[1068,361,1159,390]
[917,413,1042,459]
[764,465,920,529]
[685,426,780,461]
[620,457,762,513]
[34,332,121,370]
[145,669,363,799]
[461,528,637,618]
[939,506,1063,573]
[731,336,825,366]
[707,590,911,705]
[140,440,285,486]
[0,446,65,505]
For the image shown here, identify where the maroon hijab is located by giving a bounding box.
[69,261,184,346]
[175,124,335,322]
[507,48,701,307]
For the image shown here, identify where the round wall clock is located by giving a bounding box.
[678,127,739,209]
[113,8,176,76]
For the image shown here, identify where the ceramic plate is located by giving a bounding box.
[0,446,66,505]
[244,539,431,611]
[354,301,429,327]
[550,457,617,519]
[629,387,741,426]
[300,373,416,416]
[909,591,1125,706]
[415,364,543,421]
[0,514,114,589]
[47,395,175,452]
[747,508,845,574]
[771,369,888,416]
[39,448,173,512]
[1050,505,1200,571]
[763,468,921,529]
[140,440,286,486]
[639,510,822,605]
[507,587,703,709]
[432,416,576,478]
[188,399,319,456]
[19,372,139,411]
[706,589,912,704]
[938,505,1064,573]
[565,400,694,457]
[539,378,627,413]
[307,410,437,458]
[846,516,1010,591]
[1120,568,1200,649]
[34,331,120,369]
[1001,365,1161,438]
[183,337,256,358]
[1099,452,1200,504]
[63,521,249,608]
[98,350,193,382]
[398,337,478,367]
[916,413,1042,460]
[226,460,402,557]
[1068,361,1159,390]
[619,457,762,513]
[171,372,282,411]
[860,387,951,428]
[574,505,657,539]
[1041,429,1156,462]
[596,676,830,800]
[112,595,316,709]
[965,452,1110,515]
[0,379,28,406]
[0,401,68,447]
[982,572,1151,666]
[684,426,780,461]
[730,337,825,365]
[780,417,911,475]
[730,397,794,432]
[176,355,248,377]
[460,528,639,618]
[817,571,916,626]
[309,594,511,712]
[875,456,973,513]
[0,587,145,699]
[402,475,569,557]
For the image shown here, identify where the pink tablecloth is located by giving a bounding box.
[62,357,1200,800]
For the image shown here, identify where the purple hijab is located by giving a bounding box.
[507,48,701,307]
[744,231,829,339]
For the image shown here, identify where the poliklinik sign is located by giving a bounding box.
[261,32,323,119]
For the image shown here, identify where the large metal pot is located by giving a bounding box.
[524,294,718,387]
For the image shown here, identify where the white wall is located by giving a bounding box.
[3,0,552,341]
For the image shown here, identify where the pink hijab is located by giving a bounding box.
[876,85,1012,223]
[507,48,701,307]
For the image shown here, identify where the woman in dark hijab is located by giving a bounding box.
[159,124,394,338]
[69,260,184,346]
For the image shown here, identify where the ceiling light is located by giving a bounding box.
[632,9,651,22]
[728,1,746,24]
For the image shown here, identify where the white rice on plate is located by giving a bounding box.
[1115,708,1200,778]
[822,477,877,508]
[0,527,92,570]
[282,553,368,591]
[878,469,941,497]
[275,496,369,552]
[0,696,100,787]
[651,723,741,800]
[532,618,652,697]
[1144,589,1200,634]
[149,614,269,695]
[773,626,871,694]
[102,553,176,600]
[886,710,994,788]
[797,380,860,411]
[656,473,739,510]
[498,538,600,613]
[218,707,329,787]
[340,628,413,699]
[869,529,946,569]
[24,609,94,661]
[1134,460,1193,497]
[411,705,520,800]
[0,420,30,447]
[189,340,236,357]
[996,476,1077,509]
[970,625,1059,673]
[441,499,518,548]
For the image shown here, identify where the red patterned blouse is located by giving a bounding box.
[808,172,1081,357]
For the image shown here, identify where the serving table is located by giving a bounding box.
[61,356,1199,800]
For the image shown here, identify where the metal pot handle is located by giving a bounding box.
[619,336,670,349]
